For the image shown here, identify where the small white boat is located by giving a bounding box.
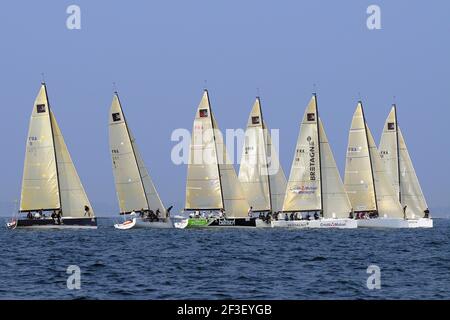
[114,213,173,230]
[109,92,174,229]
[344,102,408,229]
[275,94,357,229]
[378,105,433,228]
[238,97,287,226]
[114,217,136,230]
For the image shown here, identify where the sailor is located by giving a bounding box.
[166,205,173,217]
[306,213,310,221]
[284,213,289,221]
[27,211,33,220]
[403,205,407,220]
[289,212,294,221]
[195,210,200,218]
[349,210,354,219]
[156,209,161,220]
[35,209,42,219]
[248,206,253,218]
[220,208,225,218]
[84,205,91,217]
[314,212,319,220]
[56,209,62,224]
[424,208,430,219]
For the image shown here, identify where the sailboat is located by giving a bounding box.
[108,93,173,229]
[6,83,97,229]
[344,101,408,228]
[238,97,287,228]
[175,90,254,228]
[378,105,432,228]
[273,94,357,229]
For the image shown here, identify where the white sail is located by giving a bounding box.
[133,137,166,217]
[344,103,377,212]
[109,95,148,213]
[366,124,403,218]
[345,102,403,218]
[319,119,352,218]
[51,110,94,218]
[379,106,428,219]
[238,98,286,212]
[20,84,60,211]
[185,90,223,210]
[378,106,400,199]
[265,128,287,213]
[109,94,165,216]
[185,90,249,217]
[213,114,249,218]
[283,95,321,212]
[398,128,428,218]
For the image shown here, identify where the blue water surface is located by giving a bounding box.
[0,217,448,299]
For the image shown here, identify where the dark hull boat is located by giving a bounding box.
[7,217,97,229]
[6,83,97,230]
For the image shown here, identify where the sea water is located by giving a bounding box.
[0,217,449,299]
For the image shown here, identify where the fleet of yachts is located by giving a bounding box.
[6,83,433,230]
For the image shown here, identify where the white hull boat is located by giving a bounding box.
[407,218,433,228]
[271,218,357,229]
[357,218,409,228]
[114,216,173,230]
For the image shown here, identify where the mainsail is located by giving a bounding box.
[108,93,165,216]
[282,94,351,218]
[238,97,287,213]
[379,106,428,218]
[185,90,249,218]
[20,83,94,218]
[344,102,403,218]
[283,95,322,212]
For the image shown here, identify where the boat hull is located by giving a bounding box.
[174,217,256,229]
[271,218,357,229]
[134,217,173,229]
[7,217,98,229]
[255,218,272,228]
[357,218,409,229]
[406,218,433,228]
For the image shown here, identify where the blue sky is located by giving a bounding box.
[0,0,448,216]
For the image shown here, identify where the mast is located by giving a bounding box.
[360,101,378,213]
[314,93,324,215]
[206,89,225,210]
[116,92,150,212]
[45,82,62,211]
[393,104,401,204]
[258,96,273,212]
